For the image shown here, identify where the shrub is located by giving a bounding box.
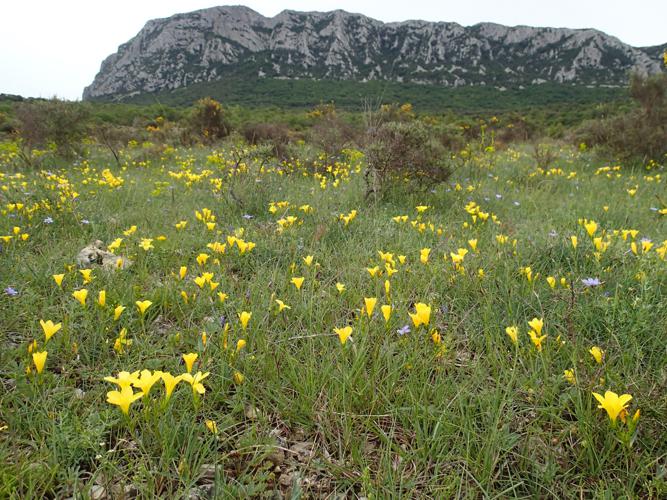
[364,121,451,199]
[573,73,667,163]
[14,99,90,159]
[242,122,291,160]
[189,97,230,144]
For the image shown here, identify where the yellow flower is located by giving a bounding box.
[183,353,198,373]
[32,351,47,374]
[468,239,478,252]
[563,369,576,385]
[40,320,62,342]
[205,419,218,434]
[364,297,377,317]
[384,280,391,297]
[291,277,305,290]
[135,300,152,315]
[179,266,187,279]
[570,236,578,249]
[527,329,547,352]
[139,238,154,251]
[161,372,184,401]
[505,326,519,345]
[239,311,252,330]
[72,289,88,306]
[334,326,353,345]
[217,292,228,303]
[132,369,161,396]
[546,276,556,289]
[527,317,543,335]
[409,303,431,328]
[431,329,441,345]
[97,290,106,307]
[381,304,392,323]
[335,282,346,293]
[52,274,65,287]
[194,275,207,288]
[196,253,210,266]
[275,299,291,312]
[106,386,144,415]
[303,255,314,266]
[181,371,210,394]
[104,371,140,390]
[589,346,604,364]
[113,305,125,321]
[592,391,633,423]
[420,248,431,264]
[584,220,598,237]
[236,339,247,352]
[79,268,93,284]
[366,266,381,277]
[233,371,245,385]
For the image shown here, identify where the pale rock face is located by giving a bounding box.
[83,5,665,100]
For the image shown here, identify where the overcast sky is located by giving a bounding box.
[2,0,665,100]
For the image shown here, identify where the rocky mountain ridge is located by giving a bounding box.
[83,5,665,100]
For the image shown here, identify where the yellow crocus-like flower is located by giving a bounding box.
[104,371,140,390]
[161,372,184,401]
[275,299,291,312]
[527,317,543,335]
[589,346,604,364]
[236,339,247,352]
[135,300,152,315]
[563,369,576,385]
[527,329,547,352]
[233,371,245,385]
[40,320,62,342]
[79,268,93,284]
[420,248,431,264]
[114,305,125,321]
[546,276,556,289]
[334,326,353,345]
[592,391,632,423]
[32,351,47,374]
[205,419,218,434]
[179,266,187,280]
[72,289,88,306]
[132,369,161,396]
[468,239,478,252]
[570,236,578,249]
[182,353,198,373]
[139,238,154,251]
[409,303,431,328]
[381,304,392,323]
[291,277,305,290]
[196,253,210,266]
[181,371,210,394]
[505,326,519,345]
[106,386,144,415]
[431,329,441,345]
[303,255,314,266]
[584,220,598,237]
[335,282,346,294]
[239,311,252,330]
[364,297,377,317]
[52,274,65,287]
[97,290,106,307]
[217,292,228,303]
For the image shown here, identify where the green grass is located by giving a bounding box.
[0,141,665,498]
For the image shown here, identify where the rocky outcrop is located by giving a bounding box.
[83,5,665,100]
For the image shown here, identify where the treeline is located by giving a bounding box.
[0,73,665,170]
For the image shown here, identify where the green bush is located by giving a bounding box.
[189,97,230,144]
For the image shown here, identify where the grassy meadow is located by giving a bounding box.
[0,141,666,498]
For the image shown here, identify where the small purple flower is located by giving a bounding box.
[4,286,18,297]
[396,325,411,336]
[219,315,227,328]
[43,217,53,224]
[581,277,601,287]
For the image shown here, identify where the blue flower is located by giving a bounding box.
[4,286,18,297]
[43,217,54,224]
[396,325,411,336]
[581,277,601,287]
